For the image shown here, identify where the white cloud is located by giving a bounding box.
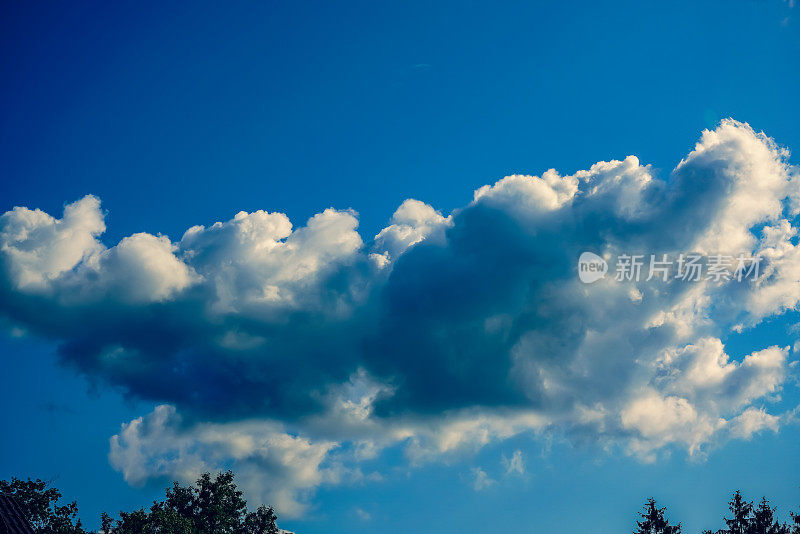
[2,119,800,516]
[91,233,197,303]
[727,407,780,439]
[400,410,548,465]
[0,196,195,304]
[471,467,495,491]
[180,207,364,315]
[109,405,340,518]
[373,199,451,261]
[620,391,721,458]
[502,449,525,476]
[655,339,788,410]
[473,168,579,217]
[676,120,794,255]
[0,195,105,292]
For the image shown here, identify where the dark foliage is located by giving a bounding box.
[635,498,681,534]
[650,490,800,534]
[1,473,280,534]
[4,473,798,534]
[0,478,84,534]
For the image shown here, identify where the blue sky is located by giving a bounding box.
[2,1,800,533]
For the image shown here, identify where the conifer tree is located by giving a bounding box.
[724,491,754,534]
[750,497,788,534]
[634,498,681,534]
[790,509,800,534]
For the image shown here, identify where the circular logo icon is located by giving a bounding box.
[578,252,608,284]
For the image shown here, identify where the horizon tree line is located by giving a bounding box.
[2,472,800,533]
[636,491,800,534]
[0,472,281,534]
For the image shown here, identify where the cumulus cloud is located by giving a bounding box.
[727,407,780,439]
[620,391,721,459]
[180,207,363,315]
[2,119,800,516]
[0,195,196,304]
[0,195,105,291]
[108,405,340,517]
[373,199,451,262]
[655,339,787,410]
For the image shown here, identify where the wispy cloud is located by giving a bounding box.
[471,467,495,491]
[502,450,525,476]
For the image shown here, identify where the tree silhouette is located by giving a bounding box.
[750,497,789,534]
[700,491,796,534]
[5,473,800,534]
[113,509,150,534]
[790,508,800,534]
[723,491,754,534]
[102,472,279,534]
[0,477,85,534]
[1,473,280,534]
[634,498,682,534]
[147,498,194,534]
[192,472,247,534]
[240,506,279,534]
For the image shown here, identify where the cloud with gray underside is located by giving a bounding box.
[2,119,799,515]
